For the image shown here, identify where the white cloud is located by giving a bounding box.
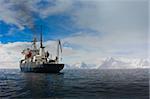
[67,0,148,61]
[0,0,75,29]
[0,42,30,68]
[63,32,147,60]
[73,0,148,32]
[38,0,74,18]
[72,1,148,42]
[0,0,34,29]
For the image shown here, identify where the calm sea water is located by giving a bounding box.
[0,69,149,99]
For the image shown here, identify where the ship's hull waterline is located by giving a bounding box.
[20,63,64,73]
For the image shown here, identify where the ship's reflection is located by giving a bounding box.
[22,72,64,98]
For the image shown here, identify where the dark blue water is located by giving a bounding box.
[0,69,149,99]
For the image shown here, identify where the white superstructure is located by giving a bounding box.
[20,31,62,65]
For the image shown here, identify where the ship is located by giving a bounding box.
[20,27,64,73]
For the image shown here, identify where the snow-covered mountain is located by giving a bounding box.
[64,57,150,69]
[99,57,131,69]
[136,59,150,68]
[64,62,97,69]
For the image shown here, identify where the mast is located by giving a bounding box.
[33,37,37,49]
[39,25,45,57]
[40,25,43,48]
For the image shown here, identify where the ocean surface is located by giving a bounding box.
[0,69,149,99]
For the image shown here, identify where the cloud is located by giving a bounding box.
[73,0,148,32]
[0,0,75,29]
[0,0,34,29]
[67,0,148,60]
[63,32,147,60]
[38,0,74,18]
[73,2,148,34]
[0,42,30,68]
[72,0,148,39]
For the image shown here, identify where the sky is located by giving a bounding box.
[0,0,149,68]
